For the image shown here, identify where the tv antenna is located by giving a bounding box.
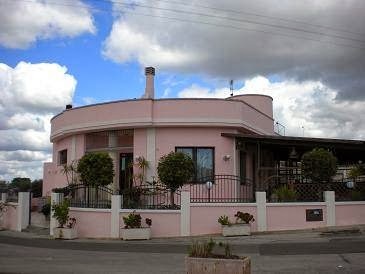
[230,79,234,96]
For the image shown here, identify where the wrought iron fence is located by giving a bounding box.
[120,184,181,209]
[60,184,114,209]
[266,178,365,202]
[189,175,255,203]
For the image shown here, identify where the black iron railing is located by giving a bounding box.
[189,175,255,203]
[120,184,181,209]
[60,184,114,209]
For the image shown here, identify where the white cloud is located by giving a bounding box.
[103,0,365,100]
[178,76,365,139]
[103,21,195,68]
[0,0,95,49]
[0,62,76,180]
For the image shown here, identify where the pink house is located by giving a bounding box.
[39,67,365,238]
[43,67,277,196]
[43,67,365,200]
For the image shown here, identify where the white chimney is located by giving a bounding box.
[144,67,155,99]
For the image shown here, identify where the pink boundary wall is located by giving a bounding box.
[335,203,365,226]
[120,210,181,238]
[190,205,257,236]
[2,203,18,231]
[69,209,111,238]
[266,204,327,231]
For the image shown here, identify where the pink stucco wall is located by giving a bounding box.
[190,205,257,236]
[335,203,365,226]
[2,203,18,231]
[51,98,274,141]
[120,211,181,238]
[230,94,273,118]
[69,209,111,238]
[267,204,327,231]
[156,127,236,175]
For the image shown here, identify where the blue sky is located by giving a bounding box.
[0,0,364,180]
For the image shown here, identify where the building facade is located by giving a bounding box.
[43,67,275,195]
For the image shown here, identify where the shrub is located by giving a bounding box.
[273,185,297,202]
[234,211,255,224]
[52,199,71,228]
[188,238,238,259]
[218,215,230,226]
[301,148,337,183]
[123,211,152,229]
[77,152,115,186]
[157,151,195,204]
[41,199,51,217]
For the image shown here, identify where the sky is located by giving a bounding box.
[0,0,364,181]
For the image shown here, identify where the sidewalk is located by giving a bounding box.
[0,225,365,249]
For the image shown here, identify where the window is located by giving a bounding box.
[176,147,214,181]
[58,149,67,165]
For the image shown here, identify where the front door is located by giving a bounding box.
[119,153,133,192]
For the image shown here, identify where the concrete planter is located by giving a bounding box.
[121,227,151,240]
[222,223,251,236]
[53,227,77,240]
[185,256,251,274]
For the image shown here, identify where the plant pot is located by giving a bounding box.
[222,223,251,236]
[121,227,151,240]
[53,227,77,240]
[185,256,251,274]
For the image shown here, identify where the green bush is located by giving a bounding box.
[41,198,51,217]
[218,215,230,226]
[122,211,152,228]
[77,152,115,186]
[52,199,70,228]
[273,185,297,202]
[157,152,195,192]
[301,148,337,183]
[234,211,255,224]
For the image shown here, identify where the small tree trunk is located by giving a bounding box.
[170,190,175,207]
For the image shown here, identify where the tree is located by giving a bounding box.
[301,148,337,183]
[77,152,115,186]
[157,151,195,205]
[9,177,31,192]
[31,179,43,197]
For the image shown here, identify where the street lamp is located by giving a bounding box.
[206,181,213,202]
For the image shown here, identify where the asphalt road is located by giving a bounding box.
[1,234,365,273]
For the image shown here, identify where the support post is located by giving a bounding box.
[1,193,7,202]
[324,191,336,227]
[256,191,267,232]
[181,191,190,236]
[111,195,121,238]
[17,192,30,232]
[50,192,64,236]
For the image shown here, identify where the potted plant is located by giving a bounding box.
[186,238,251,274]
[52,199,77,239]
[218,211,255,236]
[121,211,152,240]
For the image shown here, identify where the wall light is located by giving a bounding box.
[223,155,231,161]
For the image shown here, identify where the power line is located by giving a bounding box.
[96,0,365,45]
[3,0,365,50]
[144,0,365,38]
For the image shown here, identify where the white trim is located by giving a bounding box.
[256,192,267,232]
[119,209,180,214]
[180,191,190,236]
[51,118,272,141]
[191,203,257,207]
[324,191,336,227]
[71,135,76,160]
[69,207,111,213]
[335,201,365,205]
[267,202,326,207]
[111,195,121,238]
[17,192,30,232]
[146,128,156,182]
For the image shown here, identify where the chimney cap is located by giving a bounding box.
[145,67,155,76]
[66,104,73,110]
